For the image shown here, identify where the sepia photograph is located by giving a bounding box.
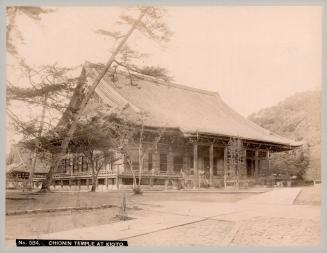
[3,2,323,249]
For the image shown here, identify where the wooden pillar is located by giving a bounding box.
[223,147,227,188]
[61,180,63,188]
[78,179,81,190]
[164,179,169,191]
[241,149,247,177]
[267,150,270,174]
[86,178,89,189]
[193,143,198,188]
[209,144,214,186]
[143,151,148,172]
[116,176,119,190]
[150,177,153,188]
[254,150,259,181]
[182,155,187,170]
[105,177,108,189]
[153,151,160,173]
[142,158,148,172]
[223,147,227,174]
[266,150,270,185]
[70,156,73,177]
[167,146,174,173]
[78,156,82,174]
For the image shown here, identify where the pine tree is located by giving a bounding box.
[42,7,172,192]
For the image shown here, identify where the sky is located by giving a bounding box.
[6,6,322,149]
[8,6,322,116]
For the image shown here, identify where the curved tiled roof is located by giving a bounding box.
[84,62,301,147]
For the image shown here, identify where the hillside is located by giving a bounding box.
[248,90,321,181]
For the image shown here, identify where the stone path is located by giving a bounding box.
[126,187,320,246]
[230,217,320,246]
[237,187,301,205]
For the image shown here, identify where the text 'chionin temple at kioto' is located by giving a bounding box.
[7,62,302,191]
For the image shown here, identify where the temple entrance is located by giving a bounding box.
[246,159,254,177]
[173,156,183,173]
[246,150,255,178]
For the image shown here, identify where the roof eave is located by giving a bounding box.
[181,130,302,149]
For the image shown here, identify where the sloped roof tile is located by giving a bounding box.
[84,62,300,147]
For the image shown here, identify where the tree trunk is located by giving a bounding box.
[28,93,48,191]
[127,160,137,188]
[138,148,143,187]
[39,166,53,192]
[91,176,97,192]
[90,161,97,192]
[46,8,149,191]
[91,158,103,192]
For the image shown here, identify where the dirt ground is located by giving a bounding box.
[5,190,254,240]
[5,187,321,246]
[6,191,124,213]
[6,207,121,239]
[127,219,235,246]
[5,191,256,213]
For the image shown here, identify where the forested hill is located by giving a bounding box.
[248,90,321,181]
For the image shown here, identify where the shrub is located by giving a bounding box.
[132,185,143,195]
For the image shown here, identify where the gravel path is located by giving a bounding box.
[127,219,234,246]
[231,217,320,246]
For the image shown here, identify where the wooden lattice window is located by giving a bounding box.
[160,153,167,172]
[82,156,88,171]
[173,156,183,172]
[148,153,153,170]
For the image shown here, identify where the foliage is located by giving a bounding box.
[6,7,55,55]
[270,146,310,179]
[95,7,173,83]
[64,111,143,191]
[7,65,76,110]
[132,185,143,195]
[6,63,78,191]
[100,7,173,44]
[7,64,78,142]
[248,91,321,180]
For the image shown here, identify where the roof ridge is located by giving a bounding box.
[83,61,219,96]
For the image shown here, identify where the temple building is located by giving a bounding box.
[40,62,300,191]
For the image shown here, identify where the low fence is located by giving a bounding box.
[7,170,299,191]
